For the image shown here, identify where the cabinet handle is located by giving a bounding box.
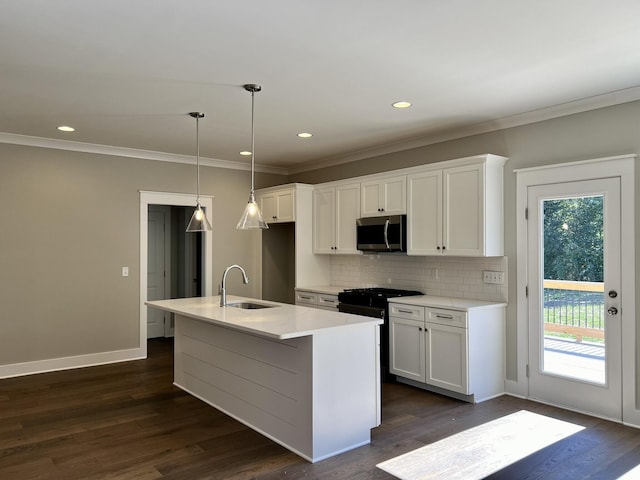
[300,296,313,300]
[435,314,454,319]
[398,309,415,314]
[437,246,441,250]
[418,327,423,331]
[442,246,446,250]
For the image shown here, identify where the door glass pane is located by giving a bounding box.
[541,195,605,384]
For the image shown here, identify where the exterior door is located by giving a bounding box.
[527,178,621,420]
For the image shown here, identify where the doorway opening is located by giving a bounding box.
[147,205,203,338]
[139,191,214,358]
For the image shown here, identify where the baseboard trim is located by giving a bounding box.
[0,348,145,379]
[505,379,527,398]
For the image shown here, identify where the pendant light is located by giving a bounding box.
[186,112,213,232]
[236,84,269,230]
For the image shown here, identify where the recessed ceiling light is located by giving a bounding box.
[392,101,412,109]
[297,132,313,138]
[57,125,75,132]
[240,150,252,156]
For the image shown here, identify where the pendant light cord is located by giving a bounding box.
[250,89,256,195]
[196,114,201,203]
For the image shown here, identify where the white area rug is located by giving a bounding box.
[376,410,584,480]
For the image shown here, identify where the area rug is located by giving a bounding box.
[376,410,584,480]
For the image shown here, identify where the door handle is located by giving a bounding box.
[384,219,390,249]
[607,307,618,316]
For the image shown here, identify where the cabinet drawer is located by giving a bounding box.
[295,291,318,306]
[317,294,338,309]
[425,308,467,328]
[389,303,425,321]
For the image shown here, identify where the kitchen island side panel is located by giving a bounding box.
[174,315,314,460]
[311,323,380,461]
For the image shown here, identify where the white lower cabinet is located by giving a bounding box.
[295,289,339,311]
[389,316,425,382]
[389,301,505,403]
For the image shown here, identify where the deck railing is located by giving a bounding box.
[543,279,604,342]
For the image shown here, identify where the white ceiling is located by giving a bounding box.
[2,0,640,173]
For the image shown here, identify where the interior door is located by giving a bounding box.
[147,207,168,338]
[527,178,621,420]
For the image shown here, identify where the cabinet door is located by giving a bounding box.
[381,176,406,215]
[335,183,360,254]
[275,191,294,222]
[389,317,426,382]
[259,193,278,223]
[425,322,468,394]
[360,181,382,217]
[407,170,442,255]
[361,176,406,217]
[443,163,485,256]
[313,187,336,254]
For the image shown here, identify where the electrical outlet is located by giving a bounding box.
[483,270,504,284]
[122,266,129,277]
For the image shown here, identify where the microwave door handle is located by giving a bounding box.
[384,219,390,249]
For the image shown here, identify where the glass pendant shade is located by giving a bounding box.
[186,112,212,233]
[237,84,269,230]
[236,191,268,229]
[186,202,212,232]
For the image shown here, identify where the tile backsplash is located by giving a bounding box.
[330,254,508,303]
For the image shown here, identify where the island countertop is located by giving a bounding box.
[146,295,382,340]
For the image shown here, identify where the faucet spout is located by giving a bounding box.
[220,264,249,307]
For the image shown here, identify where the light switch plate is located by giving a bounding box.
[122,266,129,277]
[483,270,504,284]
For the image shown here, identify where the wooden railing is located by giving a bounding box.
[543,279,604,342]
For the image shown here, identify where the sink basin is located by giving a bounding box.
[227,302,274,310]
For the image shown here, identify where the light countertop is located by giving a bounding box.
[295,285,346,295]
[146,295,382,340]
[389,295,507,311]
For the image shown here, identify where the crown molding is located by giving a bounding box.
[287,84,640,174]
[0,132,288,176]
[4,84,640,177]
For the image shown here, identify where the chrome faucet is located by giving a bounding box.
[220,264,249,307]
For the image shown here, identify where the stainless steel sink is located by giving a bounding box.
[227,302,274,310]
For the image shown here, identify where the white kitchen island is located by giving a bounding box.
[146,296,382,463]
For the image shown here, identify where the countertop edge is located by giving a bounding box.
[388,295,507,311]
[295,285,346,295]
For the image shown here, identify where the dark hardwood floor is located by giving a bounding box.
[1,339,639,479]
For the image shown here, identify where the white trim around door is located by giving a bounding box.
[139,191,214,357]
[514,154,638,426]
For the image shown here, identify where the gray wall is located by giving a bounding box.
[0,143,286,365]
[290,100,640,382]
[2,100,639,383]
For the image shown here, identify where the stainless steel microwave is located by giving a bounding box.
[356,215,407,252]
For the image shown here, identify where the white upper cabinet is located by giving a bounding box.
[313,183,360,254]
[360,176,406,217]
[407,170,442,255]
[258,188,295,223]
[407,156,505,256]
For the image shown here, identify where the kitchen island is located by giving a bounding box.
[146,296,383,463]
